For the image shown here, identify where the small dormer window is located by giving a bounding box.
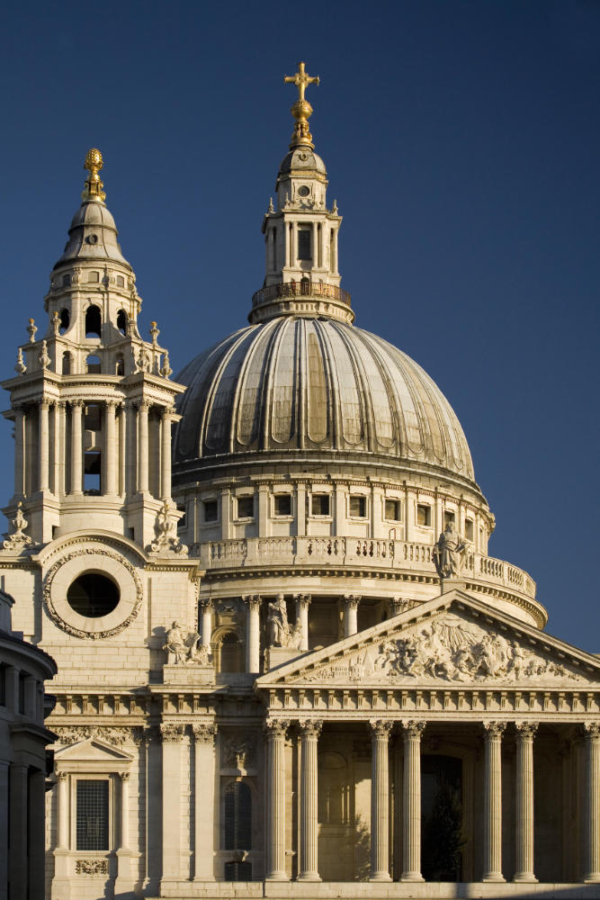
[62,274,71,287]
[116,275,125,287]
[298,185,310,197]
[298,227,312,261]
[88,271,100,283]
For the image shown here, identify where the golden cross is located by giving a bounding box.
[284,61,320,102]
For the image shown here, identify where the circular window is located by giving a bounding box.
[298,186,310,197]
[67,573,120,618]
[86,234,98,245]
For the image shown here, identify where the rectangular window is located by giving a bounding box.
[237,496,254,519]
[417,504,431,527]
[88,271,100,283]
[385,499,401,522]
[76,780,109,851]
[203,500,218,523]
[274,494,292,517]
[311,494,330,516]
[349,495,367,518]
[443,511,456,529]
[465,518,474,542]
[84,452,101,495]
[298,228,312,260]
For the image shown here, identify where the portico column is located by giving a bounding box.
[200,598,214,650]
[9,762,28,899]
[38,399,50,492]
[55,771,69,849]
[13,406,25,498]
[193,723,217,881]
[137,400,150,494]
[265,719,290,881]
[103,400,118,495]
[70,400,83,494]
[28,768,46,900]
[483,721,506,882]
[294,594,311,652]
[343,594,361,637]
[160,406,173,501]
[400,720,425,882]
[54,401,66,496]
[514,721,538,883]
[243,594,261,673]
[369,720,393,882]
[583,722,600,882]
[298,719,323,882]
[119,772,130,850]
[160,723,185,886]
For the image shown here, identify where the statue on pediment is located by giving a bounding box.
[433,522,465,579]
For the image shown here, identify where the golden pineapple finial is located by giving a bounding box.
[284,62,320,150]
[82,148,106,202]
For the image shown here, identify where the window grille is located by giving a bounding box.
[311,494,330,516]
[274,494,292,517]
[224,781,252,850]
[76,780,109,850]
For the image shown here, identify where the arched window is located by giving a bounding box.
[115,354,125,376]
[62,351,72,375]
[85,305,101,338]
[59,308,70,334]
[86,355,101,374]
[116,310,128,335]
[216,631,244,674]
[224,781,252,850]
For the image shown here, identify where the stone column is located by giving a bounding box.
[200,598,214,650]
[13,406,25,498]
[400,720,425,882]
[0,763,8,893]
[514,721,538,883]
[298,719,323,882]
[294,594,311,652]
[483,721,506,882]
[160,723,185,886]
[55,771,69,849]
[115,772,133,892]
[291,223,298,267]
[258,483,270,537]
[343,594,361,637]
[9,762,29,899]
[38,400,50,492]
[124,400,136,496]
[54,401,66,496]
[137,400,150,494]
[70,400,84,494]
[193,723,217,881]
[370,720,393,882]
[119,772,131,850]
[265,719,290,881]
[103,400,118,495]
[243,594,261,673]
[160,406,173,501]
[28,768,46,900]
[296,482,306,534]
[583,722,600,882]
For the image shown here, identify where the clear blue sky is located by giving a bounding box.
[1,1,599,649]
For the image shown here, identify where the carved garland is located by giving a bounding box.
[43,548,143,640]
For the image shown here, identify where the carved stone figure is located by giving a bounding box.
[2,502,34,551]
[163,622,212,666]
[433,522,466,578]
[267,594,289,647]
[223,736,254,769]
[150,501,187,556]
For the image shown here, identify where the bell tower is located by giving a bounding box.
[2,149,184,547]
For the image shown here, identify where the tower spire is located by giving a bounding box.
[82,148,106,202]
[284,61,320,149]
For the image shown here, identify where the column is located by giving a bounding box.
[401,721,425,882]
[119,772,130,850]
[28,769,46,900]
[294,594,311,652]
[583,722,600,882]
[54,402,66,496]
[161,406,173,501]
[193,723,217,880]
[514,721,538,883]
[243,595,261,673]
[298,719,322,882]
[55,771,69,849]
[265,719,290,881]
[124,400,136,496]
[103,400,118,495]
[483,721,506,882]
[160,724,185,886]
[296,482,306,535]
[343,594,361,637]
[9,762,29,899]
[114,772,133,891]
[13,406,25,498]
[38,399,50,491]
[200,598,214,650]
[258,483,270,537]
[370,720,393,882]
[137,400,150,494]
[70,400,83,494]
[0,763,8,896]
[291,223,297,267]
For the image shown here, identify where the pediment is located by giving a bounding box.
[257,590,600,689]
[55,737,134,763]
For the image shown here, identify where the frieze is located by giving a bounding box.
[295,613,586,686]
[75,859,109,875]
[53,725,143,746]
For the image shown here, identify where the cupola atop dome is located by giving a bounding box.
[250,63,353,326]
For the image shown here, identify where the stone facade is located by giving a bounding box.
[2,66,600,900]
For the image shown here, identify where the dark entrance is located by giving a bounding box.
[421,755,464,881]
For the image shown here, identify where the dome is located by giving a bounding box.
[53,199,131,269]
[173,316,476,484]
[278,147,327,176]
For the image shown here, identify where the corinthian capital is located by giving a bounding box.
[263,719,290,740]
[160,723,185,743]
[369,719,393,740]
[298,719,323,739]
[515,721,538,740]
[483,720,507,740]
[192,722,217,743]
[401,720,426,741]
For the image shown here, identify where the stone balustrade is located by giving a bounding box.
[200,538,537,600]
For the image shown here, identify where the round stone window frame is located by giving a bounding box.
[43,548,143,639]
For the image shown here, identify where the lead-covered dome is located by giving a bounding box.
[173,316,475,483]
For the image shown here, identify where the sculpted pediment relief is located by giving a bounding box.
[257,591,600,688]
[55,737,134,762]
